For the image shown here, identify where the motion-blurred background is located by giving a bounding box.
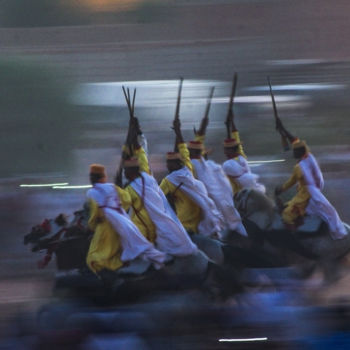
[1,0,350,342]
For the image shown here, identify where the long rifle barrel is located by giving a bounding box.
[122,85,137,155]
[267,77,279,124]
[174,77,184,120]
[267,77,290,151]
[203,86,215,119]
[228,72,238,114]
[225,73,238,138]
[122,86,133,118]
[131,89,136,116]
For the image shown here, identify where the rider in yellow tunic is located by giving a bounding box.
[86,163,165,273]
[159,142,202,234]
[276,139,311,227]
[280,162,310,225]
[86,164,128,273]
[86,196,124,273]
[87,162,166,273]
[159,119,202,234]
[122,147,157,243]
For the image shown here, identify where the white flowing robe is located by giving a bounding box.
[299,154,347,240]
[222,156,266,193]
[87,183,166,268]
[130,172,198,256]
[166,166,224,236]
[191,158,247,236]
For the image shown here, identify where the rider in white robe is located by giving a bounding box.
[87,164,166,270]
[165,163,224,236]
[160,119,224,237]
[188,139,247,236]
[127,168,199,256]
[222,135,265,194]
[277,140,347,240]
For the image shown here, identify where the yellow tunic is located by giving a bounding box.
[194,134,205,143]
[159,143,202,233]
[123,146,157,243]
[232,130,247,159]
[281,163,311,225]
[134,146,151,175]
[86,194,124,274]
[178,142,194,174]
[194,134,206,158]
[227,131,247,193]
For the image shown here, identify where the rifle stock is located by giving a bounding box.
[115,158,123,186]
[280,133,289,151]
[267,77,290,151]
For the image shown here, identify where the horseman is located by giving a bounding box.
[159,118,224,237]
[275,135,347,239]
[186,105,247,237]
[222,108,265,195]
[86,163,166,274]
[118,118,198,258]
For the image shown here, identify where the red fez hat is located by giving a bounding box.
[187,140,204,150]
[223,138,240,148]
[166,152,182,160]
[123,157,140,168]
[89,164,106,176]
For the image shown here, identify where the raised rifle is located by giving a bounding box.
[267,77,290,151]
[115,86,137,186]
[194,86,215,135]
[225,73,238,139]
[115,156,124,187]
[173,78,183,151]
[204,86,215,120]
[174,77,183,122]
[122,86,137,154]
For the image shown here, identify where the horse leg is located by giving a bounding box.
[201,262,244,301]
[319,258,342,284]
[242,218,265,250]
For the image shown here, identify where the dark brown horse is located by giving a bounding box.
[24,206,246,304]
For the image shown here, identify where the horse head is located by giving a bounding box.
[24,214,69,252]
[24,219,52,246]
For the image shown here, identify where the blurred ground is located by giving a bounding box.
[1,0,350,341]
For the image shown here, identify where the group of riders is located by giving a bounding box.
[85,83,348,277]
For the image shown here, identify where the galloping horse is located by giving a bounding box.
[232,188,350,280]
[24,205,245,304]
